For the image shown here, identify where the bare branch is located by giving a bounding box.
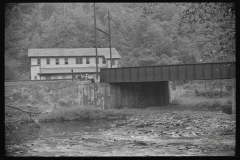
[28,113,41,128]
[5,104,41,114]
[5,104,41,128]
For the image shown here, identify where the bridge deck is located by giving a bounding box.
[100,62,235,83]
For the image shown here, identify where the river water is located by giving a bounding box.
[5,112,235,156]
[6,119,115,145]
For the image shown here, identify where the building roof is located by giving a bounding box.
[39,67,102,74]
[28,48,121,59]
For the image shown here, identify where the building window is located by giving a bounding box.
[76,58,82,64]
[112,59,115,65]
[65,58,68,65]
[103,57,106,64]
[46,76,51,80]
[56,58,59,65]
[34,76,37,80]
[47,58,50,65]
[95,57,99,64]
[86,57,90,64]
[37,58,41,65]
[62,75,66,79]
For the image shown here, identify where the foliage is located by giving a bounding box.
[5,3,235,80]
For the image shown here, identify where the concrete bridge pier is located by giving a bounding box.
[108,81,170,109]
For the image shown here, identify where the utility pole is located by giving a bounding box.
[108,11,112,68]
[71,69,73,82]
[94,3,99,80]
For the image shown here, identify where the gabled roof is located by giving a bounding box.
[28,48,121,59]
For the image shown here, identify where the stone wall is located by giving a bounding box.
[54,81,170,109]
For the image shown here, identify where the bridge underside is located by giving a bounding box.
[100,62,235,109]
[109,81,170,108]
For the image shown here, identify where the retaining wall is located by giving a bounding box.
[54,81,170,109]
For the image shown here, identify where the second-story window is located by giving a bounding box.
[56,58,59,65]
[46,58,50,65]
[76,58,82,64]
[86,57,90,64]
[37,58,41,65]
[65,58,68,65]
[103,57,106,64]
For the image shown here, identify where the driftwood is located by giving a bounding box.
[5,104,41,128]
[5,104,41,114]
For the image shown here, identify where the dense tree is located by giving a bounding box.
[5,3,235,80]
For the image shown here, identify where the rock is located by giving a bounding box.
[186,126,192,130]
[177,146,186,150]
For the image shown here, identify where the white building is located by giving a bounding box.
[28,48,121,80]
